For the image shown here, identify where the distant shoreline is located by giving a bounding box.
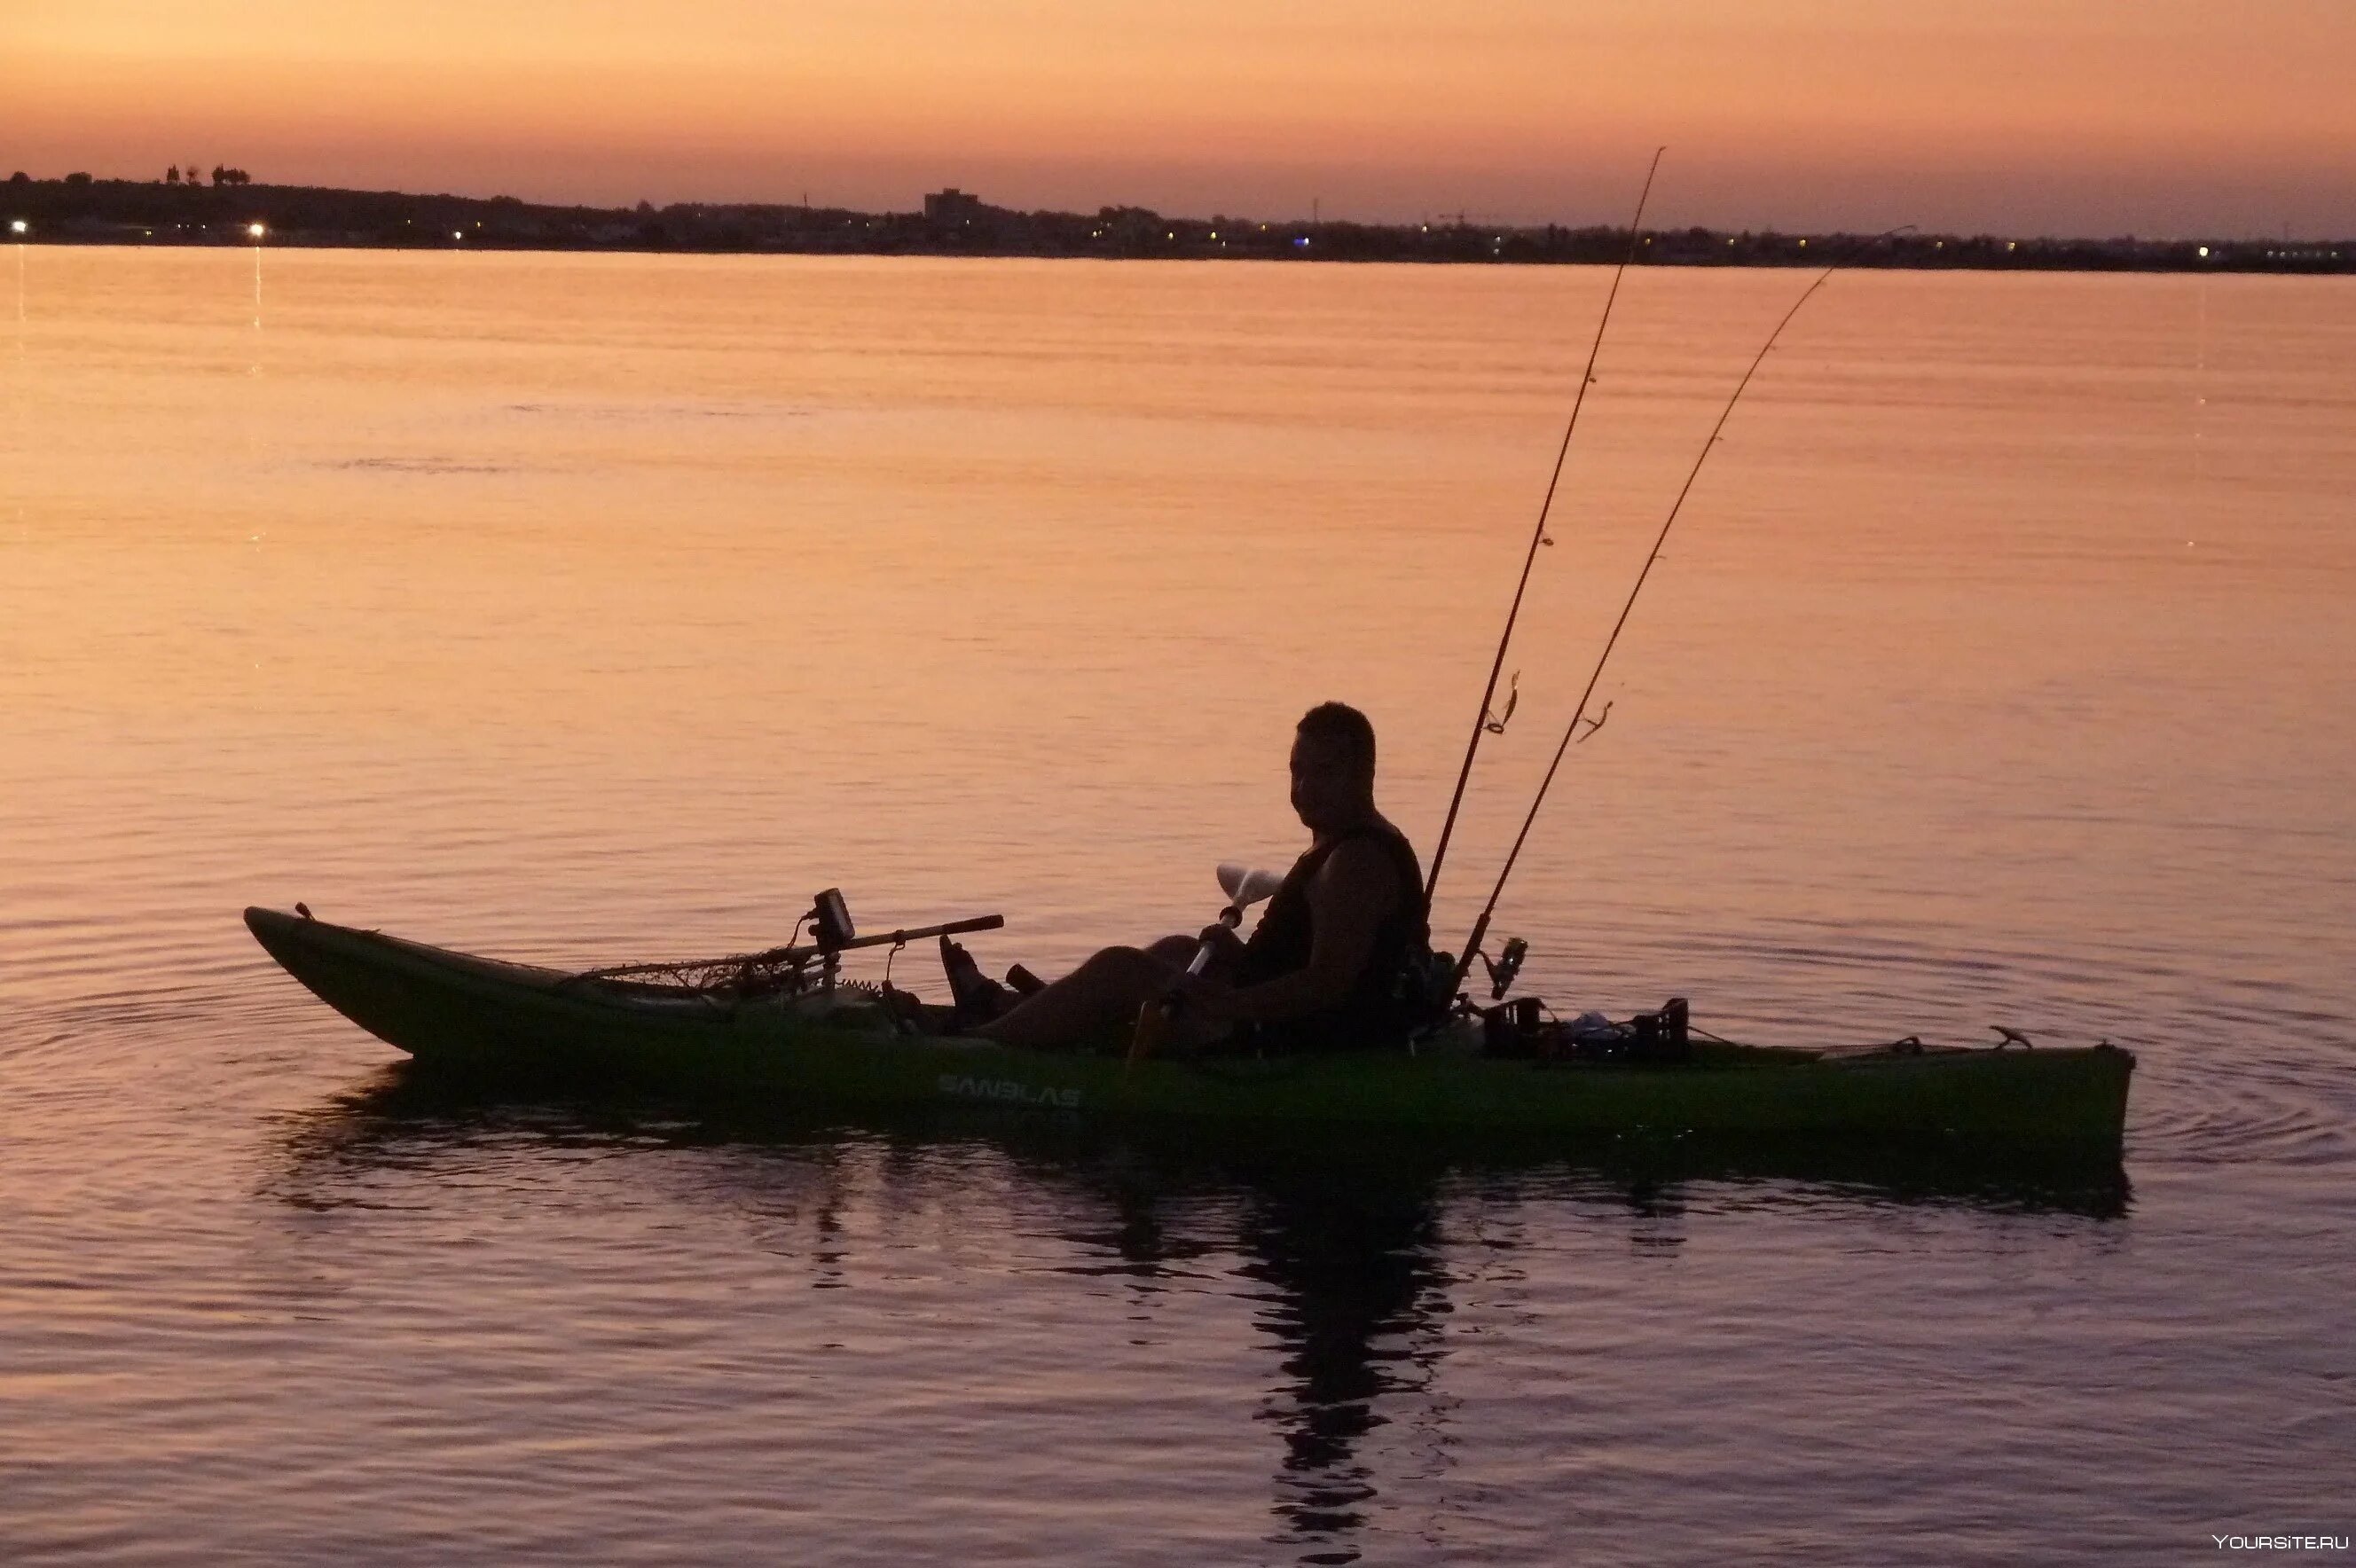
[5,176,2349,275]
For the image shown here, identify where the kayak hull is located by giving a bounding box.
[245,907,2133,1151]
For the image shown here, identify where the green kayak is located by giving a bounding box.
[245,906,2132,1151]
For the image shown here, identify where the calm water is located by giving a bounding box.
[3,249,2352,1564]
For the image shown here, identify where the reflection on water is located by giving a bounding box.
[276,1070,2134,1225]
[273,1067,2130,1564]
[1239,1169,1447,1556]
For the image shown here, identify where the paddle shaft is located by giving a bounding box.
[1129,902,1245,1064]
[1185,903,1245,975]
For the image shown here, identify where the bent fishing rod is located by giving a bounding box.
[1421,147,1665,918]
[1448,232,1909,991]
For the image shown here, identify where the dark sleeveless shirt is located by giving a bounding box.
[1232,821,1430,1050]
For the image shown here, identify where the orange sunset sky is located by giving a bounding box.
[6,0,2352,236]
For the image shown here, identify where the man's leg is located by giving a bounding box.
[972,944,1180,1050]
[1143,934,1197,965]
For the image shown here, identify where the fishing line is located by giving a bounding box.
[1422,147,1665,916]
[1449,229,1912,988]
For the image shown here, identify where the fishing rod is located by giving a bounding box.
[1421,147,1665,917]
[1449,232,1908,991]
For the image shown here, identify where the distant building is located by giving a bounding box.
[924,188,986,225]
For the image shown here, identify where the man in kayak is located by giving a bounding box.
[954,702,1431,1053]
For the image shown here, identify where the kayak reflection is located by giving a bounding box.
[277,1067,2131,1223]
[272,1068,2125,1564]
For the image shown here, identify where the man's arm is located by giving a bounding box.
[1212,841,1397,1023]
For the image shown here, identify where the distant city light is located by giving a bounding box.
[247,222,266,239]
[453,230,464,240]
[2198,245,2211,258]
[1295,237,1309,247]
[8,219,25,236]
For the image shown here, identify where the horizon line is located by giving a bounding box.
[9,169,2354,249]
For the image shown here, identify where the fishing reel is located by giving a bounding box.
[1402,937,1528,1041]
[1402,938,1529,1049]
[1480,936,1529,1000]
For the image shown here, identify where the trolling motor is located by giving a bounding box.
[565,888,1002,1004]
[806,887,857,995]
[798,886,1009,1000]
[810,888,856,950]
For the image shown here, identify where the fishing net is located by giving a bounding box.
[564,948,827,1000]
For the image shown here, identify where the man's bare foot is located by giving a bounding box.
[939,936,1013,1028]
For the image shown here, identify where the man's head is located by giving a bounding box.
[1290,702,1378,831]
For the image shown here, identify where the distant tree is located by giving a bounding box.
[211,166,225,186]
[8,171,28,184]
[167,165,181,184]
[65,171,93,186]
